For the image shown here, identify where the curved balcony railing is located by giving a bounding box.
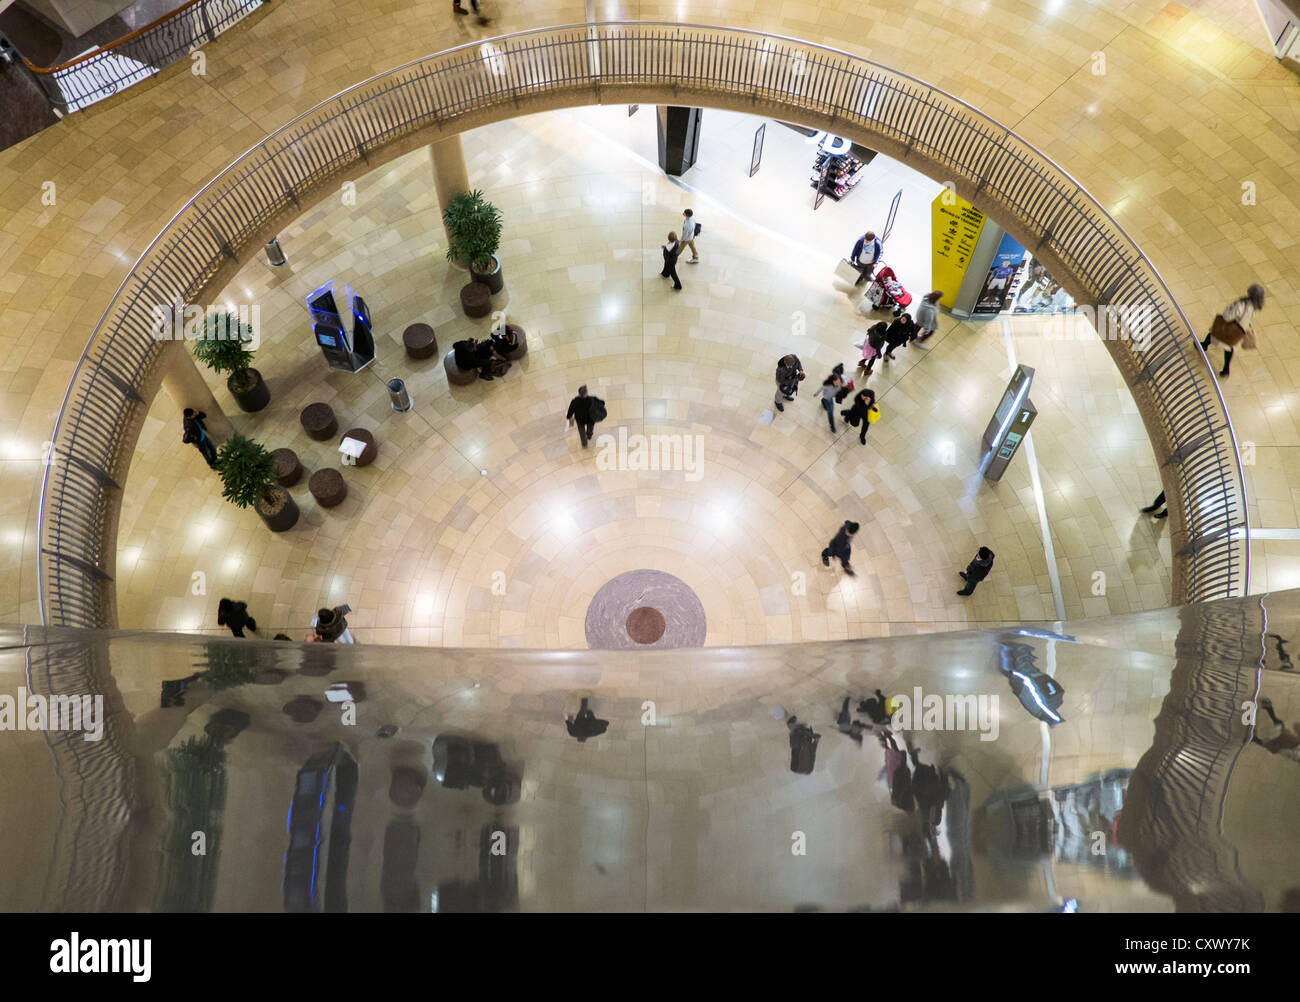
[21,0,267,114]
[36,22,1248,629]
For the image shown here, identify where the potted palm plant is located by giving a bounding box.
[444,189,505,296]
[217,433,299,532]
[192,312,270,412]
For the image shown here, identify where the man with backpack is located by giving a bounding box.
[679,208,701,264]
[566,384,606,448]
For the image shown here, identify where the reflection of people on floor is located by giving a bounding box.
[909,743,950,831]
[787,715,821,774]
[858,688,893,726]
[1253,696,1300,761]
[566,697,609,742]
[835,696,869,744]
[880,733,913,812]
[1267,633,1295,672]
[160,673,202,708]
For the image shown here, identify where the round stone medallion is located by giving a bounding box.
[626,606,667,644]
[585,570,707,650]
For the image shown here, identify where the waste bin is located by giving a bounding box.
[265,237,287,267]
[388,377,412,413]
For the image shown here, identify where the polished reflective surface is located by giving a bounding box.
[2,587,1298,912]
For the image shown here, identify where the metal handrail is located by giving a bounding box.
[22,0,266,113]
[36,21,1249,630]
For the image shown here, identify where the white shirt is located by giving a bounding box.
[680,217,697,240]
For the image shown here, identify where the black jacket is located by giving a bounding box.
[775,355,804,396]
[885,317,916,349]
[866,322,889,353]
[662,241,680,267]
[965,550,995,582]
[182,411,208,445]
[826,523,855,561]
[566,396,595,423]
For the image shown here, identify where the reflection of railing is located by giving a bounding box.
[21,0,266,114]
[36,22,1249,629]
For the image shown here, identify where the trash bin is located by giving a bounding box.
[388,377,412,413]
[265,237,287,267]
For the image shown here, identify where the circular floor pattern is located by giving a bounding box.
[585,570,707,650]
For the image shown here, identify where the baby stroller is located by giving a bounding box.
[865,265,913,317]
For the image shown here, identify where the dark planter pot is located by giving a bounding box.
[229,368,270,412]
[470,255,504,295]
[255,487,299,532]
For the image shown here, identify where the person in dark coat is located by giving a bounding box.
[821,520,860,576]
[566,384,598,448]
[957,546,995,596]
[773,353,804,412]
[216,597,256,637]
[841,388,878,445]
[313,605,352,642]
[881,733,913,812]
[883,313,917,361]
[182,408,219,469]
[566,697,609,742]
[660,231,683,290]
[1140,490,1167,519]
[859,321,889,377]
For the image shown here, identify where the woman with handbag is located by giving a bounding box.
[1201,284,1264,378]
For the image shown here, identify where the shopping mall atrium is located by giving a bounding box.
[0,0,1297,916]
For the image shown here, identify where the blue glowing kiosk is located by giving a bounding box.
[307,281,375,373]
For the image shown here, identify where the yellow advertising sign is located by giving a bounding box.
[931,192,986,309]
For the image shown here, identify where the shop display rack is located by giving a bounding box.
[810,150,866,201]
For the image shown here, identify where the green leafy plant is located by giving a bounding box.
[192,312,257,393]
[216,433,278,510]
[443,189,503,272]
[199,643,260,691]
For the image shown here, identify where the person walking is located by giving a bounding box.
[216,597,256,638]
[1201,284,1264,378]
[956,546,995,596]
[660,231,683,290]
[566,384,604,448]
[773,353,804,412]
[858,321,888,377]
[311,604,355,643]
[914,291,942,342]
[817,369,844,432]
[849,230,883,286]
[679,208,700,264]
[883,313,917,361]
[841,388,878,445]
[821,519,860,576]
[182,408,219,469]
[566,697,610,742]
[1140,490,1167,519]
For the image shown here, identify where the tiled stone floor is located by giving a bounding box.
[1,0,1297,639]
[112,112,1174,646]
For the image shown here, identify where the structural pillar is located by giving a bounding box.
[430,135,471,252]
[159,341,232,443]
[656,106,703,177]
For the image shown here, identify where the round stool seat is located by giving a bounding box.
[444,349,478,385]
[496,323,527,361]
[341,428,376,467]
[402,322,437,360]
[271,447,302,486]
[282,697,323,723]
[460,281,492,318]
[300,402,338,441]
[308,467,348,508]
